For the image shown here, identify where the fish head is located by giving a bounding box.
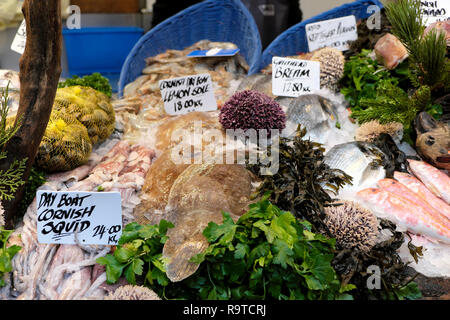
[356,188,382,202]
[407,159,419,167]
[377,178,398,189]
[393,171,412,180]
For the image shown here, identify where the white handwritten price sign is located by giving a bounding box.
[36,191,122,245]
[159,73,217,116]
[421,1,449,26]
[305,15,358,52]
[10,19,26,55]
[272,57,320,97]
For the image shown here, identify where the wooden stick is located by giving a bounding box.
[0,0,62,228]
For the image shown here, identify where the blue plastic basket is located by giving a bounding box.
[118,0,262,97]
[63,27,144,92]
[254,0,384,74]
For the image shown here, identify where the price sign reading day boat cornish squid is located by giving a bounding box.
[36,191,122,245]
[305,15,358,52]
[421,1,449,26]
[159,73,217,116]
[272,57,320,97]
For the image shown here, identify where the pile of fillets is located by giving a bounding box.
[1,139,155,300]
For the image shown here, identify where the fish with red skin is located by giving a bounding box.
[357,188,450,244]
[377,178,450,223]
[408,160,450,204]
[394,171,450,220]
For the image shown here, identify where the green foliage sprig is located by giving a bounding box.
[385,0,449,90]
[58,73,112,97]
[0,159,26,201]
[186,195,354,300]
[96,220,173,287]
[0,83,22,148]
[0,82,26,202]
[351,83,432,143]
[352,83,430,128]
[339,49,409,112]
[17,167,46,218]
[97,196,354,300]
[0,227,21,287]
[410,30,449,90]
[385,0,424,54]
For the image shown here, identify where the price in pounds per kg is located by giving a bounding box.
[283,82,311,94]
[174,99,203,112]
[92,224,121,244]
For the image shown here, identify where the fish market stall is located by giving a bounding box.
[0,0,449,302]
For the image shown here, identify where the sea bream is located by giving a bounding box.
[357,188,450,244]
[280,93,357,151]
[408,159,450,204]
[394,171,450,220]
[282,94,339,144]
[324,141,386,196]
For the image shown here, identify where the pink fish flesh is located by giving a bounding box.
[408,160,450,204]
[377,178,450,223]
[357,188,450,244]
[394,171,450,219]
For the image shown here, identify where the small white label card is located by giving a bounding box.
[305,15,358,52]
[187,48,240,57]
[10,19,26,54]
[272,57,321,97]
[160,73,217,115]
[421,0,449,26]
[36,191,122,245]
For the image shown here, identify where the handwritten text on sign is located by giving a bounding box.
[160,73,217,115]
[421,1,449,25]
[36,191,122,245]
[306,15,358,52]
[10,19,26,55]
[272,57,320,97]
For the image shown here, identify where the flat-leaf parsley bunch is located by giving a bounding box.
[97,195,354,300]
[184,194,354,300]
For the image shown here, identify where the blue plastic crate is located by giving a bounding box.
[63,27,144,92]
[254,0,384,74]
[118,0,262,97]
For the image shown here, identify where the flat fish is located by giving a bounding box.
[324,142,386,196]
[163,209,224,282]
[408,159,450,204]
[357,188,450,244]
[133,150,191,225]
[118,40,249,133]
[162,164,252,282]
